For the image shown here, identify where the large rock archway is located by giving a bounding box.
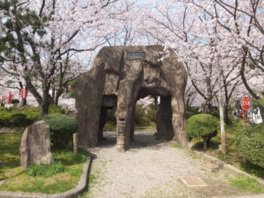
[76,45,187,151]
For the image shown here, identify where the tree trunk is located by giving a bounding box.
[41,101,49,116]
[54,87,64,105]
[223,78,230,124]
[224,105,231,124]
[21,98,27,106]
[218,70,226,154]
[203,76,213,113]
[203,139,207,150]
[24,76,42,105]
[41,81,51,116]
[52,87,56,103]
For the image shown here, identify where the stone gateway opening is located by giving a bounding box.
[76,45,188,151]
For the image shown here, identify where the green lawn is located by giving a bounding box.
[0,133,22,181]
[229,175,264,193]
[0,132,89,194]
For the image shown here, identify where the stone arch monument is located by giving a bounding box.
[76,45,187,151]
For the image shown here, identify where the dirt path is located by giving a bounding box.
[85,130,258,198]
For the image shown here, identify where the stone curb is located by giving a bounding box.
[0,157,92,198]
[194,151,264,185]
[193,151,264,198]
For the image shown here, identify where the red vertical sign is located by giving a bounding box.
[240,96,251,111]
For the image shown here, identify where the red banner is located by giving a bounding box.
[19,88,28,100]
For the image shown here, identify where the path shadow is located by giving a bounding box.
[97,129,170,150]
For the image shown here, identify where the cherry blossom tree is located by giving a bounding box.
[189,0,264,99]
[0,0,131,115]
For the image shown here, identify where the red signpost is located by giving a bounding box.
[240,96,251,120]
[241,96,251,111]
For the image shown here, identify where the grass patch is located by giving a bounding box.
[229,175,264,193]
[191,120,264,179]
[0,133,22,180]
[0,132,89,194]
[171,143,183,149]
[104,121,116,131]
[27,162,65,177]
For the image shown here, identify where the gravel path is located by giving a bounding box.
[85,129,260,198]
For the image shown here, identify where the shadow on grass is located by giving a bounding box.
[191,140,220,151]
[0,170,25,181]
[52,148,90,166]
[0,133,22,169]
[240,161,264,179]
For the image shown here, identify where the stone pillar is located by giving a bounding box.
[73,133,78,154]
[20,121,53,168]
[171,95,188,146]
[116,118,126,152]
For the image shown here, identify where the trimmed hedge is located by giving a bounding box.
[187,114,219,149]
[0,107,11,126]
[10,112,28,126]
[238,124,264,168]
[44,114,78,149]
[187,114,219,139]
[0,106,39,127]
[0,105,64,127]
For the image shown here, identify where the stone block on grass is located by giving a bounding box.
[20,120,53,168]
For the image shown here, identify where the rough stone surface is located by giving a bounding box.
[20,120,53,168]
[76,45,188,150]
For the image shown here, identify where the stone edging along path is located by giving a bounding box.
[194,151,264,198]
[0,157,92,198]
[194,151,264,186]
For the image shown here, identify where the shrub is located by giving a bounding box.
[134,105,151,126]
[27,162,65,177]
[68,79,78,98]
[49,105,64,114]
[0,106,65,127]
[146,106,157,123]
[44,114,78,148]
[0,108,12,126]
[11,99,20,105]
[187,114,219,149]
[238,124,264,168]
[0,106,40,127]
[186,107,200,119]
[10,112,28,126]
[23,106,40,123]
[54,151,88,165]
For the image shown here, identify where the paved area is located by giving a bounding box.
[85,129,261,198]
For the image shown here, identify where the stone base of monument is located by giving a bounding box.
[20,120,53,168]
